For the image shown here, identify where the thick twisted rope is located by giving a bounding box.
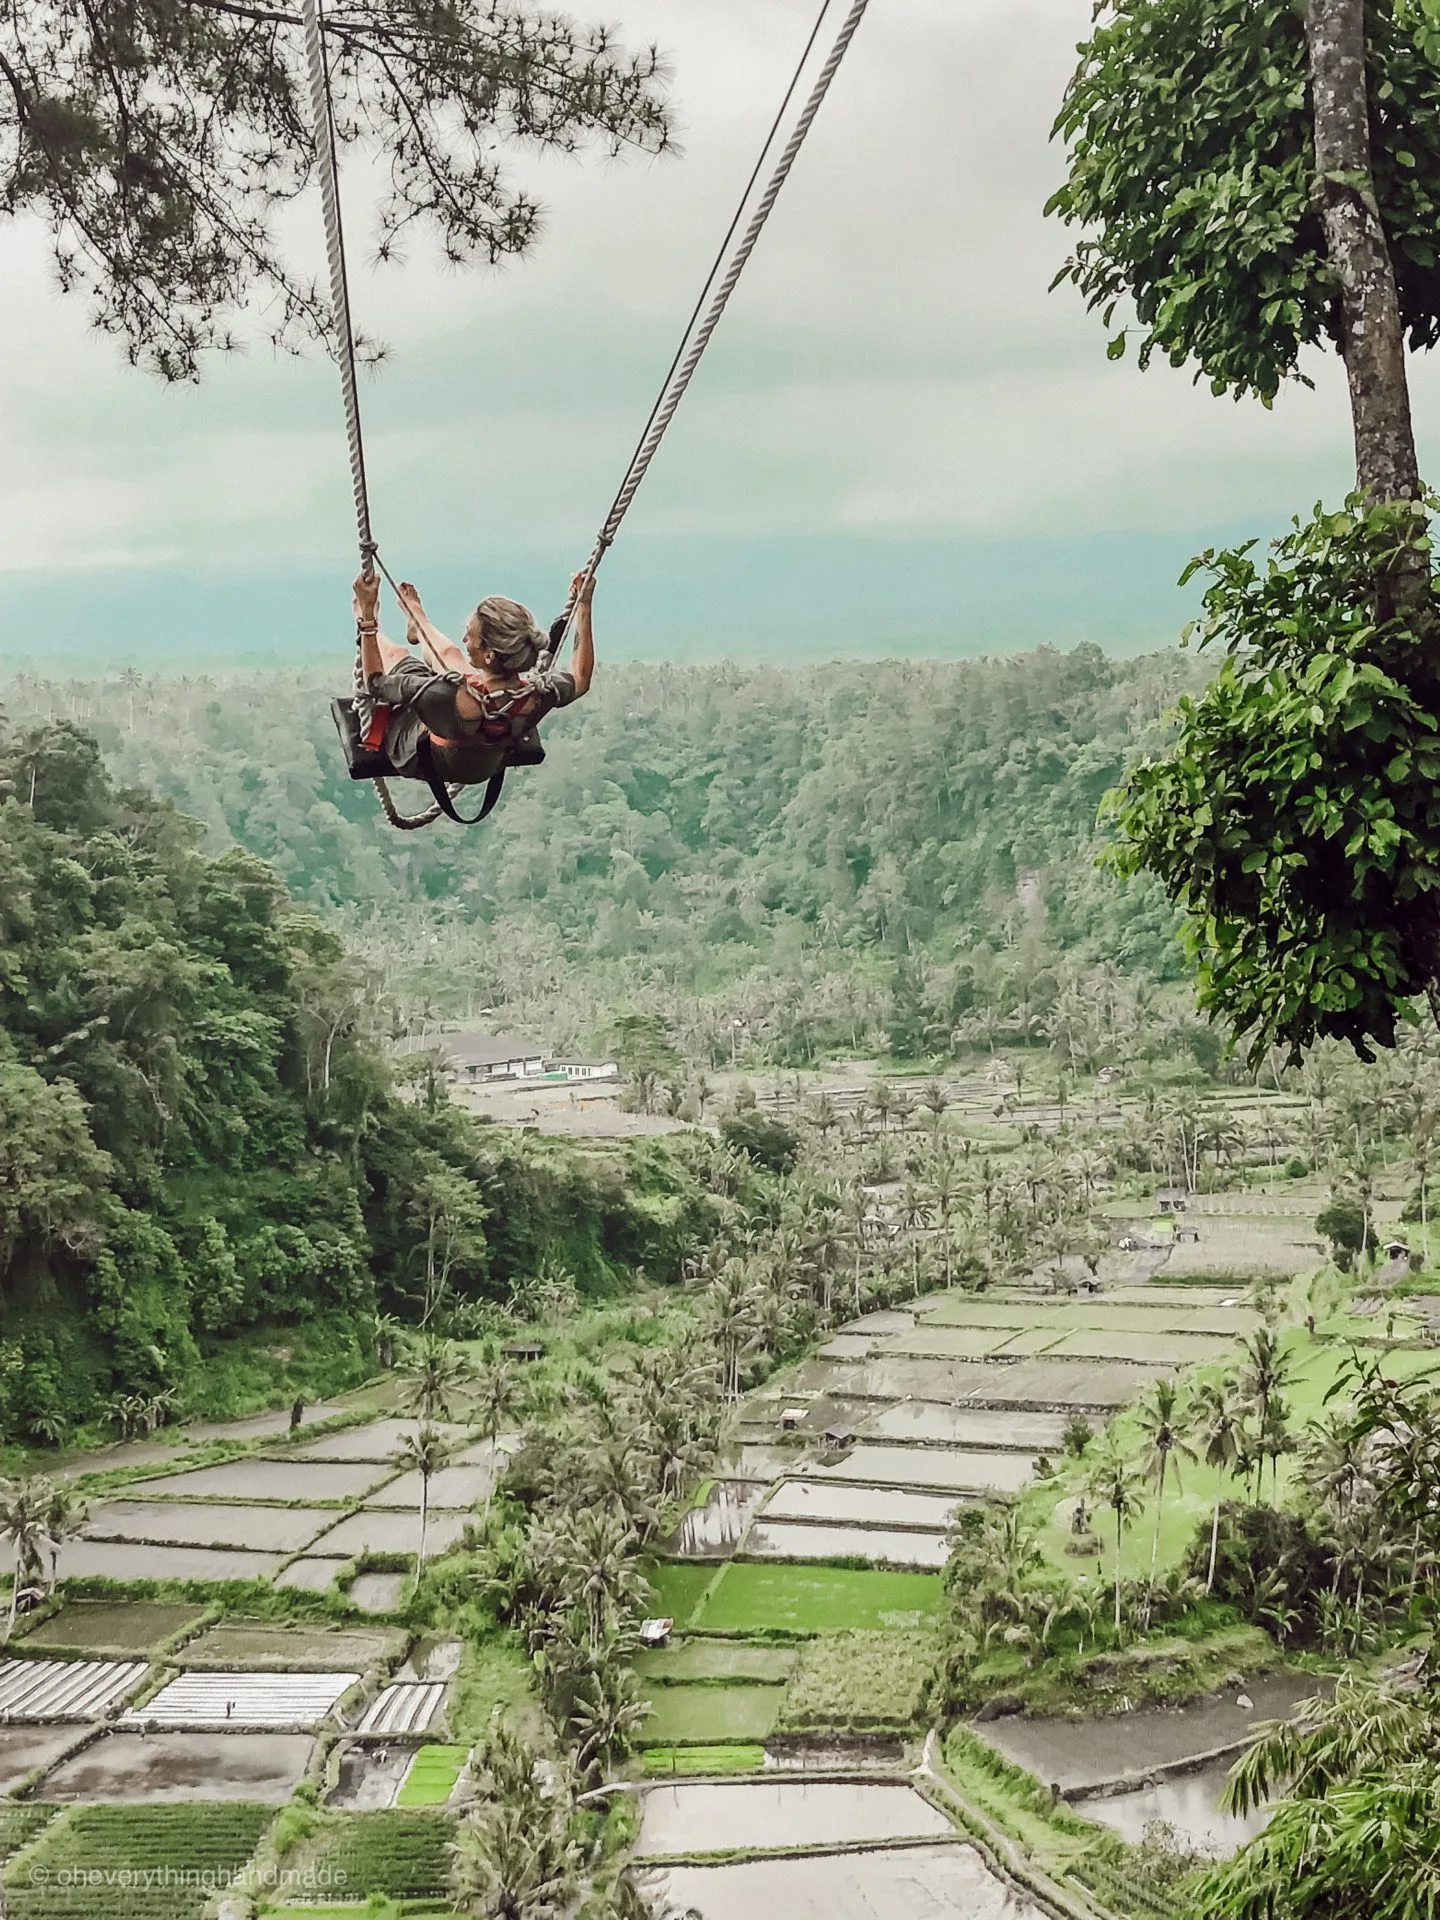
[301,0,372,560]
[542,0,872,666]
[302,0,440,828]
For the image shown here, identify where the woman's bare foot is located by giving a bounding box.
[397,580,425,648]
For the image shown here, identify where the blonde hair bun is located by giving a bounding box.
[476,595,544,670]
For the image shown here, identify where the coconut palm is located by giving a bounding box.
[1086,1443,1146,1640]
[1192,1379,1245,1591]
[471,1357,521,1517]
[1135,1380,1197,1590]
[896,1181,933,1295]
[565,1657,649,1782]
[397,1423,448,1577]
[918,1080,950,1133]
[1237,1326,1294,1497]
[36,1483,86,1594]
[0,1479,58,1641]
[450,1724,584,1919]
[398,1333,472,1425]
[543,1506,647,1653]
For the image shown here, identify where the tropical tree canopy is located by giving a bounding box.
[6,1,672,379]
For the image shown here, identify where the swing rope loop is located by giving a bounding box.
[542,0,872,666]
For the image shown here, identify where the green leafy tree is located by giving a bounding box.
[1055,0,1440,1060]
[451,1723,587,1919]
[1197,1675,1439,1920]
[1316,1195,1372,1270]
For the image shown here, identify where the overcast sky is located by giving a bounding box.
[3,0,1433,670]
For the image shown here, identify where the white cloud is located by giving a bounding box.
[4,0,1438,590]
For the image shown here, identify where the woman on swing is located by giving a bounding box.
[352,566,595,792]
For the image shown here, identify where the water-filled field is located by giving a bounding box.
[977,1671,1320,1793]
[306,1509,468,1558]
[55,1541,286,1583]
[83,1501,335,1553]
[129,1459,388,1502]
[634,1844,1048,1919]
[278,1418,471,1462]
[635,1779,953,1855]
[762,1480,959,1530]
[1078,1758,1268,1854]
[746,1519,950,1569]
[860,1403,1068,1450]
[38,1730,314,1802]
[809,1443,1037,1493]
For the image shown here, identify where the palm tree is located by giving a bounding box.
[919,1080,950,1134]
[1192,1379,1244,1591]
[398,1333,472,1425]
[546,1506,647,1653]
[565,1657,649,1783]
[897,1181,932,1296]
[1135,1380,1197,1591]
[0,1479,57,1641]
[472,1357,520,1516]
[1238,1326,1293,1499]
[451,1724,584,1920]
[397,1423,448,1577]
[1086,1443,1146,1641]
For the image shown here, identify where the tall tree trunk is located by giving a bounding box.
[1305,0,1420,508]
[1149,1455,1168,1588]
[1114,1513,1124,1641]
[1207,1482,1223,1594]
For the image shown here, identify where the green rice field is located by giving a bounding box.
[695,1563,943,1635]
[639,1684,785,1745]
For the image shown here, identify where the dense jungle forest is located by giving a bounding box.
[3,647,1204,1062]
[0,722,714,1442]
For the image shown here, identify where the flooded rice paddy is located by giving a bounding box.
[84,1500,335,1552]
[635,1844,1048,1919]
[860,1402,1068,1450]
[809,1443,1037,1494]
[55,1541,285,1583]
[307,1508,467,1559]
[130,1458,389,1501]
[368,1465,496,1509]
[38,1730,314,1802]
[1078,1757,1269,1854]
[280,1417,471,1462]
[761,1481,959,1530]
[746,1520,950,1568]
[635,1779,953,1856]
[0,1726,85,1792]
[978,1672,1322,1794]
